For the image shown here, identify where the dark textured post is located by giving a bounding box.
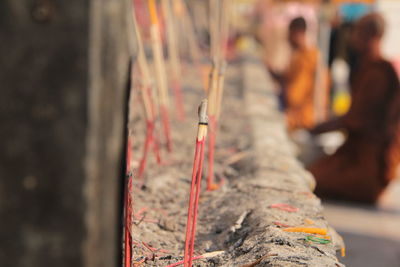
[84,0,134,267]
[0,0,134,266]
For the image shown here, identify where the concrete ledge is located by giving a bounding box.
[210,57,345,266]
[129,57,345,267]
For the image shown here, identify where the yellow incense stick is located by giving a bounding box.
[147,0,173,152]
[148,0,158,25]
[283,227,328,235]
[147,0,170,108]
[341,246,346,257]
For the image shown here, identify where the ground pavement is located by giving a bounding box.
[323,177,400,267]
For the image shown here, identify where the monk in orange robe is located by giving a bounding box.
[269,17,329,130]
[308,14,400,203]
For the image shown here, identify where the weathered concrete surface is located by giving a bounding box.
[128,57,344,266]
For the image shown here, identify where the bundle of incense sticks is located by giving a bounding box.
[162,0,185,121]
[183,100,208,267]
[148,0,173,152]
[131,5,161,179]
[206,0,231,191]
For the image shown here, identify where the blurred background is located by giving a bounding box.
[1,0,399,266]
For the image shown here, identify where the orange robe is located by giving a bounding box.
[308,59,400,203]
[285,47,328,130]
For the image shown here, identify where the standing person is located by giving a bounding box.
[269,17,329,131]
[308,13,400,203]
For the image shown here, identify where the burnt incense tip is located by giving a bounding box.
[198,99,208,124]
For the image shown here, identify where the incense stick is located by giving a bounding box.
[175,0,201,65]
[174,0,208,92]
[206,0,231,191]
[183,100,208,267]
[132,5,162,179]
[124,127,133,266]
[148,0,173,152]
[162,0,186,121]
[215,62,227,122]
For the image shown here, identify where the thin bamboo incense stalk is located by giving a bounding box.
[206,60,219,190]
[215,0,231,120]
[132,6,162,179]
[209,0,215,59]
[132,5,155,122]
[206,0,229,191]
[207,62,220,118]
[176,0,201,64]
[175,0,209,92]
[219,0,231,59]
[211,0,223,64]
[206,0,232,190]
[183,100,208,267]
[215,62,227,120]
[207,0,223,125]
[209,66,226,190]
[131,3,152,89]
[148,0,173,152]
[206,113,217,191]
[137,121,159,178]
[162,0,185,121]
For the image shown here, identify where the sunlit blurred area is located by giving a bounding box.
[233,0,400,266]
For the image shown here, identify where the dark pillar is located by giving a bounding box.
[0,0,133,266]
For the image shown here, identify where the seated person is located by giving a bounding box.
[269,17,329,131]
[308,13,400,203]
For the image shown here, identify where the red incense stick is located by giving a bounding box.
[124,170,133,267]
[183,100,208,267]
